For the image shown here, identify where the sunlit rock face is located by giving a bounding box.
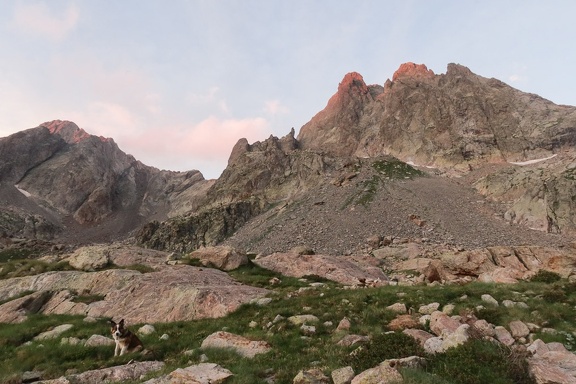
[392,62,435,81]
[298,62,576,173]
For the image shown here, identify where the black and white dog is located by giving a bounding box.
[109,319,143,356]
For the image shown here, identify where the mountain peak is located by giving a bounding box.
[41,120,91,144]
[40,120,113,144]
[392,62,435,81]
[339,72,368,91]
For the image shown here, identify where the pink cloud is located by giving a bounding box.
[58,110,271,176]
[130,116,270,162]
[64,101,142,140]
[11,2,79,41]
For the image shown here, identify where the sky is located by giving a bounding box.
[1,1,576,179]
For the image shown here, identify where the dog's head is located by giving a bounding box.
[109,319,128,339]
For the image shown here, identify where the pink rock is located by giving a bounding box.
[494,326,515,346]
[403,328,435,347]
[188,246,248,271]
[509,320,530,338]
[392,62,435,81]
[351,362,402,384]
[429,311,461,337]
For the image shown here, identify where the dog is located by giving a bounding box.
[109,319,143,356]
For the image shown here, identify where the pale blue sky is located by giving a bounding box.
[1,1,575,178]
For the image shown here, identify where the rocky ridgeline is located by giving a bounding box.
[3,63,576,252]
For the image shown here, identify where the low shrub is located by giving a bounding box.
[530,270,562,283]
[427,339,534,384]
[121,264,155,273]
[343,332,425,373]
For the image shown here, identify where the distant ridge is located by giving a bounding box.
[1,63,576,252]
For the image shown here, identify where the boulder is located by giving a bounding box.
[403,328,435,347]
[188,246,249,271]
[332,366,355,384]
[388,314,419,331]
[293,368,330,384]
[200,331,271,358]
[530,349,576,384]
[143,363,233,384]
[67,245,110,271]
[429,311,460,337]
[336,335,370,347]
[509,320,530,339]
[337,317,351,331]
[288,314,320,325]
[38,361,165,384]
[34,324,73,341]
[385,303,407,314]
[494,326,515,346]
[84,334,115,347]
[471,319,495,337]
[0,290,52,323]
[351,361,402,384]
[481,294,499,306]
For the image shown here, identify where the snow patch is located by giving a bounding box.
[509,154,557,166]
[406,160,437,169]
[15,185,31,197]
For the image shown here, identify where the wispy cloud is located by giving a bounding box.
[10,1,79,41]
[508,74,525,83]
[136,116,269,160]
[187,87,230,114]
[70,101,141,139]
[264,100,289,116]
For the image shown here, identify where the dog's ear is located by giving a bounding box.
[109,319,116,326]
[119,319,125,326]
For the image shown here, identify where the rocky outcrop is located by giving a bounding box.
[136,131,334,253]
[473,153,576,234]
[0,248,269,323]
[37,361,165,384]
[253,251,388,286]
[392,244,576,284]
[136,198,266,253]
